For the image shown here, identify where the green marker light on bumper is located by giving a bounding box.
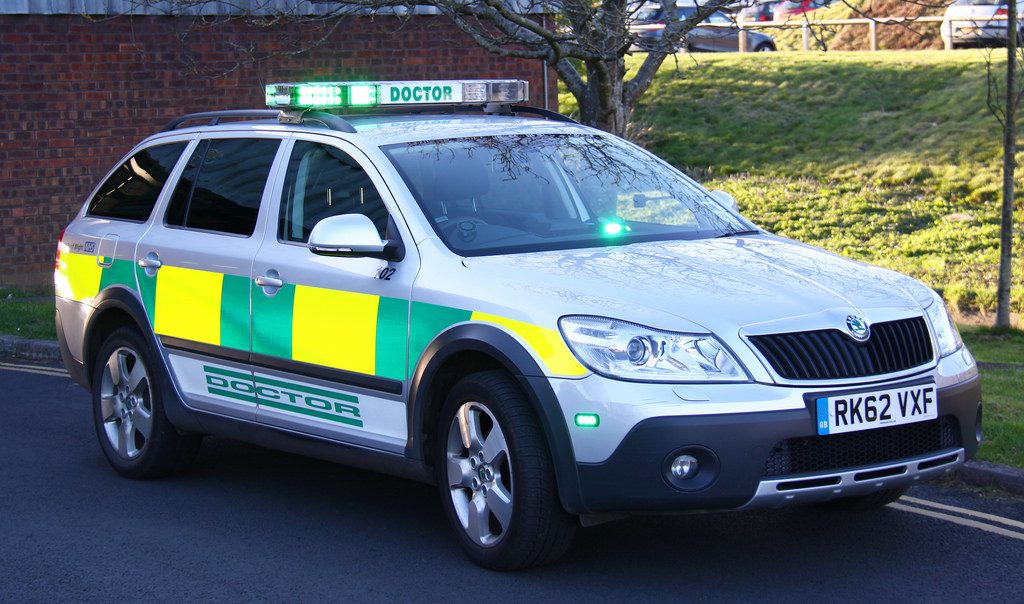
[575,413,600,428]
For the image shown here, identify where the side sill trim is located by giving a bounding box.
[158,336,403,396]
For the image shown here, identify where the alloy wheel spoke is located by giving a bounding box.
[126,360,147,393]
[117,420,131,458]
[132,406,152,440]
[458,406,485,451]
[465,492,490,545]
[106,354,123,388]
[447,454,474,489]
[100,394,120,422]
[481,425,508,466]
[486,482,513,531]
[115,352,130,389]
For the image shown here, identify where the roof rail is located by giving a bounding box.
[161,109,358,134]
[160,105,570,133]
[508,105,579,124]
[161,110,280,132]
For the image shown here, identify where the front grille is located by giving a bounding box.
[764,416,960,477]
[748,317,933,381]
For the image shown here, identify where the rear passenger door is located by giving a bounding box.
[137,135,285,420]
[249,135,416,452]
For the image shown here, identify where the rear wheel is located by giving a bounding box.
[816,487,908,511]
[436,370,576,570]
[753,43,776,52]
[91,326,200,478]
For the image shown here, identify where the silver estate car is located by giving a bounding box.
[55,79,981,570]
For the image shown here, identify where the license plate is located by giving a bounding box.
[815,382,937,436]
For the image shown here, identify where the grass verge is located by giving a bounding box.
[0,290,56,341]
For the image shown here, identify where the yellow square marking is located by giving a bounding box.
[153,266,224,345]
[292,286,379,375]
[55,252,102,302]
[471,312,587,377]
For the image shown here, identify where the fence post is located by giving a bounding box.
[738,27,748,53]
[869,20,878,51]
[802,23,810,51]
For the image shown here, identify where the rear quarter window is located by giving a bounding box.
[86,142,187,222]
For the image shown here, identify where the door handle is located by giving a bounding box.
[254,273,284,290]
[138,252,161,276]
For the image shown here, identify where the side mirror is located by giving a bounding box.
[308,214,398,260]
[709,189,739,212]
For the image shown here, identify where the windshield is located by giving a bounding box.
[382,134,753,256]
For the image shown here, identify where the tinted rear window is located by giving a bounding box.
[87,142,187,222]
[166,138,281,236]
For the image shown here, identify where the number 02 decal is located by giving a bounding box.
[376,267,396,281]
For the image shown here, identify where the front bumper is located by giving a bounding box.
[571,376,981,513]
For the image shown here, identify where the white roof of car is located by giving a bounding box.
[153,113,590,146]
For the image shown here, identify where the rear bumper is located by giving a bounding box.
[573,376,981,513]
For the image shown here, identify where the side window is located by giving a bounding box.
[165,138,281,236]
[279,141,390,243]
[87,142,187,222]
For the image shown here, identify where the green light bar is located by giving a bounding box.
[265,80,529,110]
[574,413,600,428]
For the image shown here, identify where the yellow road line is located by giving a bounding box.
[889,502,1024,542]
[0,362,68,376]
[901,495,1024,530]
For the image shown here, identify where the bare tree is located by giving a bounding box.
[985,3,1022,328]
[132,1,736,137]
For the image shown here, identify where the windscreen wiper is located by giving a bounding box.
[716,229,761,238]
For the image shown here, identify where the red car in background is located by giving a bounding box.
[773,0,830,21]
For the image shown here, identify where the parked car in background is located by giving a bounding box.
[738,0,781,22]
[631,4,777,52]
[773,0,830,21]
[941,0,1019,48]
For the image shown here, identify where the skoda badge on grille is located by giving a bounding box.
[846,315,870,341]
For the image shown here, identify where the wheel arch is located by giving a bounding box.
[83,286,204,433]
[407,323,586,513]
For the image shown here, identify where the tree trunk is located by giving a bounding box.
[576,59,631,137]
[996,2,1018,328]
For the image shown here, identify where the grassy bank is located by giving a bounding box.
[564,50,1023,316]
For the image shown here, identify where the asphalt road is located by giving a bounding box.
[1,360,1023,602]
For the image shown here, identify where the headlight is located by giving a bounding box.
[922,289,963,357]
[558,316,748,382]
[895,276,962,357]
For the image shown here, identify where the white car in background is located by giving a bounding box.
[942,0,1018,48]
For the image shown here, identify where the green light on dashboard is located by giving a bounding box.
[574,413,600,428]
[603,222,623,236]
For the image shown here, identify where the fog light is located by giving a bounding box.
[670,454,699,480]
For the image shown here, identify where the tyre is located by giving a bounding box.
[91,326,201,479]
[435,370,576,570]
[816,487,908,511]
[753,43,776,52]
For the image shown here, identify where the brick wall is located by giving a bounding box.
[0,14,557,288]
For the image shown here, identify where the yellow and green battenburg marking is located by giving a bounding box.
[57,254,587,381]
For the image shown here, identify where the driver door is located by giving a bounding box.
[249,134,416,452]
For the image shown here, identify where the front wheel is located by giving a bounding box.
[91,326,201,479]
[436,371,576,570]
[753,43,776,52]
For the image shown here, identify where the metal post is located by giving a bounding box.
[802,23,810,51]
[869,20,878,51]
